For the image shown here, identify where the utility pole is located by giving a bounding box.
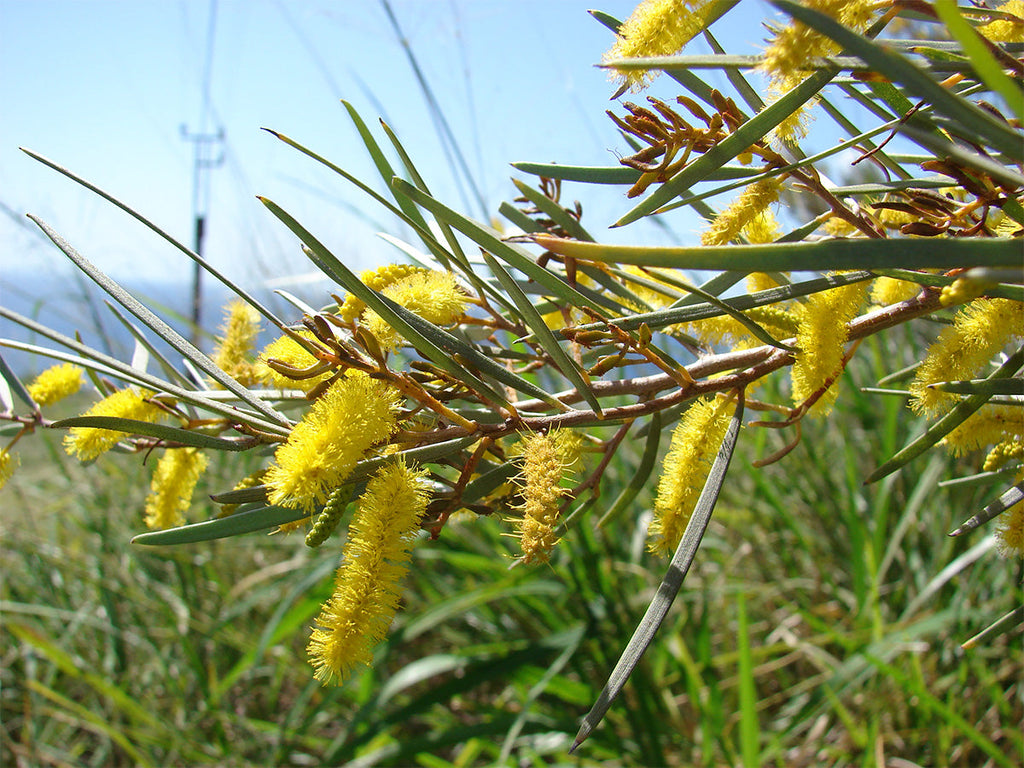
[181,0,223,345]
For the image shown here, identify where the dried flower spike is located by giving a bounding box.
[307,460,430,684]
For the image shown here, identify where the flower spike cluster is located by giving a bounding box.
[604,0,716,91]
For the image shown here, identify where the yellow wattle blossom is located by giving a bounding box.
[979,1,1024,43]
[28,363,84,406]
[603,0,716,91]
[649,396,733,555]
[363,270,468,351]
[994,500,1024,558]
[761,0,876,141]
[144,448,209,530]
[265,372,401,513]
[0,449,17,490]
[791,279,869,414]
[339,263,429,322]
[514,430,580,564]
[255,330,331,392]
[942,405,1024,457]
[212,300,261,387]
[871,276,923,307]
[910,298,1024,416]
[701,178,783,246]
[63,388,166,461]
[307,460,430,684]
[984,440,1023,472]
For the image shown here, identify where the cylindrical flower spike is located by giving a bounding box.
[63,388,166,462]
[265,372,400,514]
[701,178,782,247]
[363,270,468,351]
[790,279,869,414]
[27,363,84,406]
[514,430,580,565]
[910,298,1024,417]
[212,299,261,387]
[0,449,17,490]
[994,502,1024,558]
[603,0,717,91]
[144,448,209,530]
[339,263,429,322]
[649,396,733,555]
[307,460,430,684]
[255,330,332,392]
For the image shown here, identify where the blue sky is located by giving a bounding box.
[1,1,774,300]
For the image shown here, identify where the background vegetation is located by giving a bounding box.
[3,333,1021,766]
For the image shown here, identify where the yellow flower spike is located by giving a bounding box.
[790,279,869,414]
[984,440,1023,472]
[0,448,18,490]
[254,330,331,392]
[649,396,732,555]
[265,372,401,514]
[144,448,209,530]
[63,388,166,462]
[910,298,1024,417]
[761,0,876,142]
[363,270,468,351]
[994,501,1024,558]
[742,209,781,245]
[514,430,579,565]
[701,178,783,247]
[212,299,261,387]
[979,1,1024,43]
[27,363,84,406]
[603,0,716,91]
[871,276,923,307]
[338,263,429,323]
[942,405,1024,457]
[307,459,430,684]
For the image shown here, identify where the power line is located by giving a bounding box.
[181,0,224,344]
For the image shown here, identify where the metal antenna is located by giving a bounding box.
[181,0,224,345]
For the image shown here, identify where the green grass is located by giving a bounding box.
[2,336,1022,766]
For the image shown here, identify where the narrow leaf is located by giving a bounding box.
[949,482,1024,537]
[131,504,306,546]
[571,391,745,751]
[50,416,253,452]
[532,233,1021,272]
[774,0,1023,160]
